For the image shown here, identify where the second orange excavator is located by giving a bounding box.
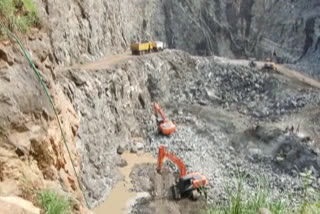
[154,102,176,135]
[157,145,208,200]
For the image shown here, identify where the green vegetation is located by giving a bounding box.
[298,170,320,214]
[0,0,39,35]
[38,189,72,214]
[204,170,320,214]
[199,186,209,201]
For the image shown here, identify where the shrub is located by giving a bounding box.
[38,189,71,214]
[204,173,287,214]
[0,0,39,35]
[204,170,320,214]
[298,170,320,214]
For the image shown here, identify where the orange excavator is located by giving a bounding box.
[157,145,208,200]
[154,102,176,135]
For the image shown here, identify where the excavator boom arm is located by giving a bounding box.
[157,146,187,177]
[154,102,166,122]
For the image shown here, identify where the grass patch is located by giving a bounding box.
[38,189,72,214]
[0,0,39,35]
[204,174,287,214]
[298,170,320,214]
[204,170,320,214]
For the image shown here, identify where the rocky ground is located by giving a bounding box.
[56,50,320,212]
[128,51,320,213]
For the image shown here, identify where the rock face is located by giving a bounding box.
[34,0,320,77]
[57,66,153,207]
[0,196,40,214]
[0,44,87,212]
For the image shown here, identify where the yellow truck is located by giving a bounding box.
[130,41,164,55]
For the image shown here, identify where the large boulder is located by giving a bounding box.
[0,196,40,214]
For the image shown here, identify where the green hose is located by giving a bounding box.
[1,26,90,208]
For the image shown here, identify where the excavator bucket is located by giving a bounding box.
[159,121,176,135]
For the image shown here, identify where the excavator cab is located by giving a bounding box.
[173,172,207,200]
[157,145,208,201]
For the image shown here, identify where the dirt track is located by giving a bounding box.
[56,52,134,71]
[214,56,320,89]
[60,51,320,90]
[77,52,133,70]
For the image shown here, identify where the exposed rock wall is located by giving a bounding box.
[0,196,40,214]
[34,0,320,77]
[57,62,155,207]
[0,42,89,212]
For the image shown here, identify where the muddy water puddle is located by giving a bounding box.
[94,152,156,214]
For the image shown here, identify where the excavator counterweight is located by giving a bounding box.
[157,145,208,201]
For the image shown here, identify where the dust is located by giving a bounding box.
[94,152,156,214]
